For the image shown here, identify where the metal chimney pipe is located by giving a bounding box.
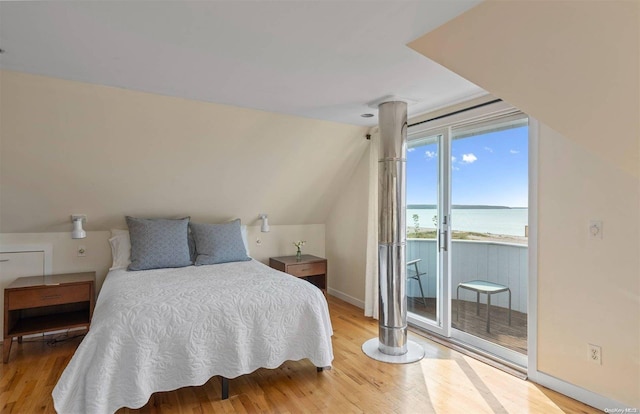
[361,98,424,364]
[377,101,408,355]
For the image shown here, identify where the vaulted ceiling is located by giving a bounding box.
[0,1,484,126]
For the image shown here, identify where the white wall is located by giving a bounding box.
[0,232,112,291]
[408,0,640,407]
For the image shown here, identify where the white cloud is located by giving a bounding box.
[510,149,520,154]
[462,153,477,164]
[451,156,457,162]
[425,150,437,159]
[484,146,493,153]
[407,148,415,152]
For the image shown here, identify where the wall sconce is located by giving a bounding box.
[258,214,270,233]
[71,214,87,239]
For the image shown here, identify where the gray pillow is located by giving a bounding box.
[190,219,251,265]
[126,216,192,271]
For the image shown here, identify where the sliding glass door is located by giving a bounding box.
[406,129,451,337]
[406,103,529,367]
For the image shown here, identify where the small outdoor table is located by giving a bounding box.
[456,280,511,333]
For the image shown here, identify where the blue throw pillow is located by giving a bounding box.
[190,219,251,265]
[126,216,192,271]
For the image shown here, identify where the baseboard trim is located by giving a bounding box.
[327,288,364,309]
[529,370,634,411]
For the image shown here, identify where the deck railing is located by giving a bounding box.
[406,239,528,313]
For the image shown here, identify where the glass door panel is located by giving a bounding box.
[449,117,529,365]
[406,131,450,337]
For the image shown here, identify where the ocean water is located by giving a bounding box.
[407,208,528,237]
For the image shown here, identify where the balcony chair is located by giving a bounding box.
[407,259,428,308]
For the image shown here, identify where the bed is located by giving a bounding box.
[52,259,334,414]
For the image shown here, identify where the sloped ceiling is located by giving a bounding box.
[0,1,490,233]
[0,1,483,127]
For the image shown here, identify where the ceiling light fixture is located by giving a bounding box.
[361,113,374,118]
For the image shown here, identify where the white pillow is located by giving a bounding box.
[108,229,131,270]
[240,224,250,256]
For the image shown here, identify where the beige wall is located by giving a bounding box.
[537,124,639,406]
[0,70,367,233]
[0,224,325,293]
[325,146,370,306]
[0,70,364,298]
[409,0,640,407]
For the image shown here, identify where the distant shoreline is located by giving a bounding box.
[408,227,528,245]
[407,204,527,210]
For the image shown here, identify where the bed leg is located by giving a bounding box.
[221,377,229,400]
[317,367,324,372]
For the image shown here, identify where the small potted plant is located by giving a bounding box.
[293,240,306,261]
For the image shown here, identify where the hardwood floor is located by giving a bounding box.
[0,295,597,413]
[409,297,528,354]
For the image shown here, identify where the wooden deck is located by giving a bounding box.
[408,297,528,354]
[0,295,594,413]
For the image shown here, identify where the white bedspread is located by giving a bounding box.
[52,260,333,414]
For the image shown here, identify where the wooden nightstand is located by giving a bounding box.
[269,255,327,294]
[3,272,95,363]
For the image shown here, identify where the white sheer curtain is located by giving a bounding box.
[364,131,379,319]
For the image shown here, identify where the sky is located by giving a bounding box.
[406,125,528,207]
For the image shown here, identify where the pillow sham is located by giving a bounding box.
[190,219,251,265]
[126,216,192,271]
[108,223,232,270]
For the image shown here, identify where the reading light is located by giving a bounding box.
[258,214,270,233]
[71,214,87,239]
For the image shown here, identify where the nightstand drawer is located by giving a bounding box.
[287,262,326,277]
[7,284,90,310]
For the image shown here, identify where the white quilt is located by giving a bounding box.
[52,260,334,414]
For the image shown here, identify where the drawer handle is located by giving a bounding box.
[41,294,62,300]
[0,259,9,262]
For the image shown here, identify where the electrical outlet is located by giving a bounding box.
[589,344,602,365]
[77,245,86,257]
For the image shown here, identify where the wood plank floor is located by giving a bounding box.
[409,297,528,354]
[0,295,597,413]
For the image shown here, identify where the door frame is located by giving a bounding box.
[405,128,451,338]
[406,100,534,370]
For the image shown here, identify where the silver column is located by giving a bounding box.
[377,101,408,356]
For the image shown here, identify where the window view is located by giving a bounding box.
[406,114,529,357]
[406,134,440,324]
